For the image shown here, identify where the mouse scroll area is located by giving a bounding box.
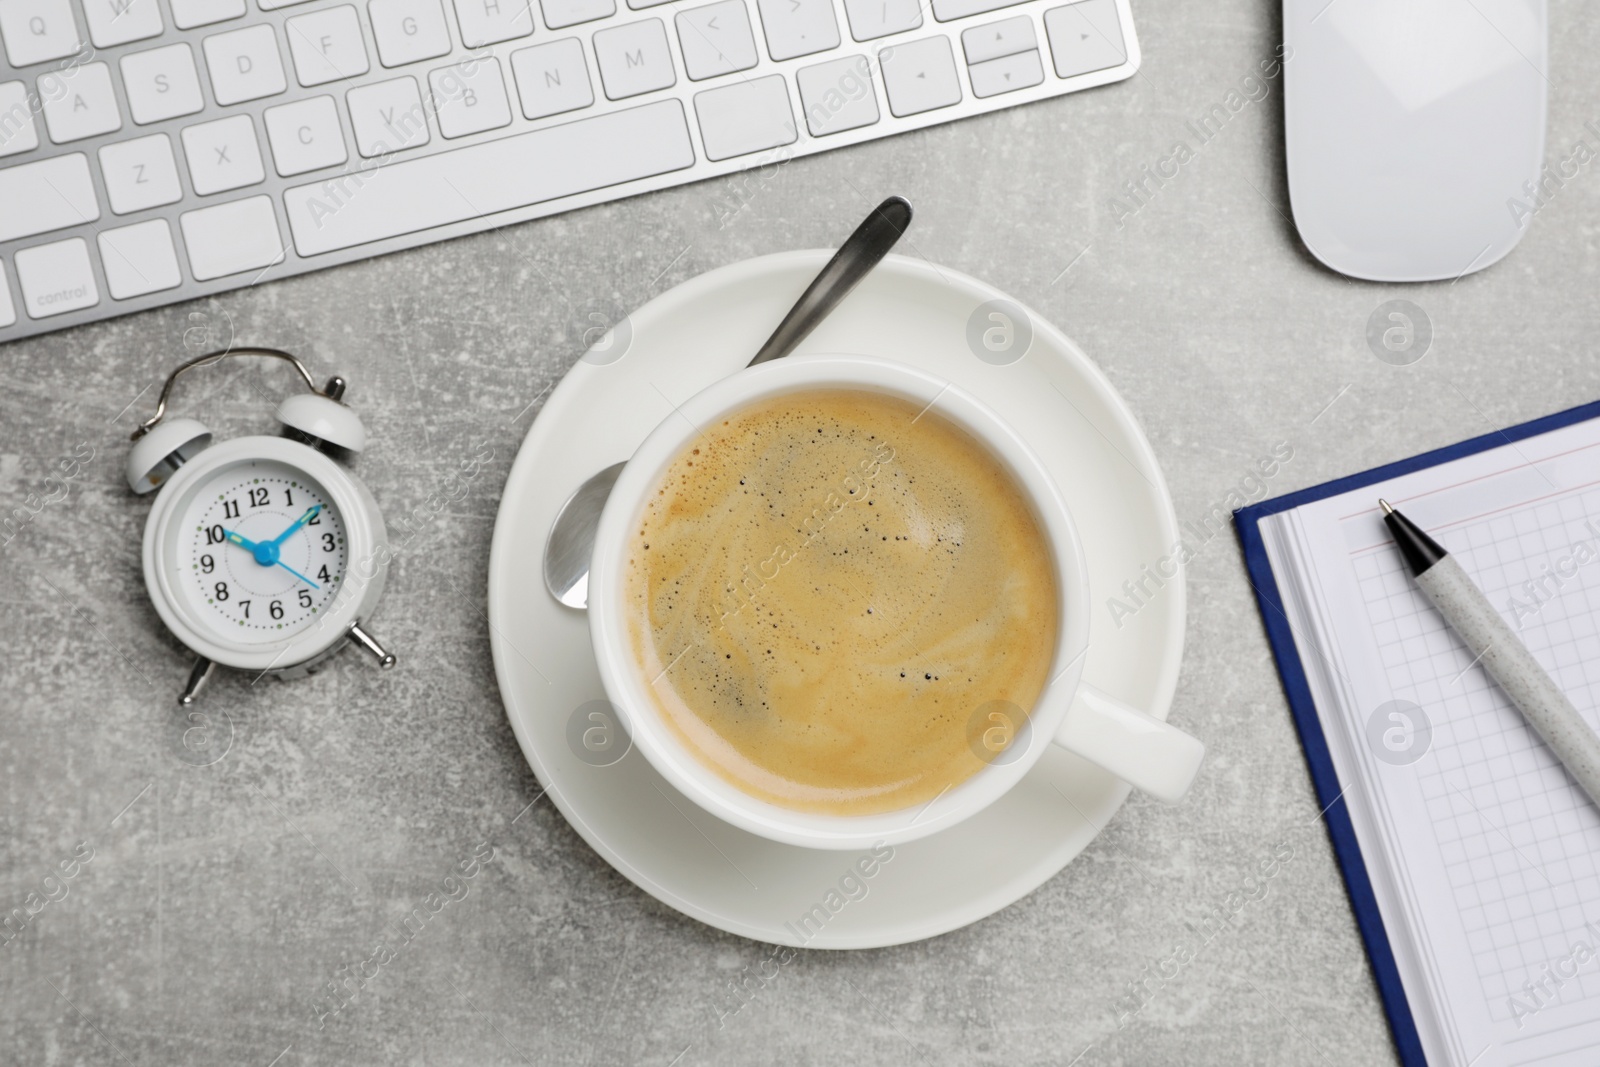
[1284,0,1547,282]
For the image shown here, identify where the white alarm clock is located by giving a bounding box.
[126,347,395,704]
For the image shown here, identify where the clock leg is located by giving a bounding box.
[348,622,396,669]
[179,656,215,705]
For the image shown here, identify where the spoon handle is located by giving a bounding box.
[747,196,914,366]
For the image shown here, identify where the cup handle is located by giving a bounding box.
[1051,682,1205,803]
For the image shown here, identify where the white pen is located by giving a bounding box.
[1380,499,1600,808]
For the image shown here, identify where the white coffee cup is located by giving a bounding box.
[588,355,1203,850]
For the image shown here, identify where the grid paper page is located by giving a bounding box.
[1268,418,1600,1067]
[1351,490,1600,1020]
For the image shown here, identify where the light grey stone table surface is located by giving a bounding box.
[5,1,1600,1063]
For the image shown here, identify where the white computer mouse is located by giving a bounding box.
[1284,0,1548,282]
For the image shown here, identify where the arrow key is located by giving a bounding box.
[1043,0,1126,79]
[961,15,1036,64]
[880,34,961,117]
[968,48,1044,98]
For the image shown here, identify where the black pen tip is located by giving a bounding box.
[1381,500,1448,576]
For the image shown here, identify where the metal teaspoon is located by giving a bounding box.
[542,195,915,609]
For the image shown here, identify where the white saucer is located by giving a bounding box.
[487,252,1185,948]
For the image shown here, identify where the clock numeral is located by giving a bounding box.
[317,565,332,583]
[222,499,240,520]
[285,487,294,506]
[298,589,313,609]
[239,599,251,619]
[205,525,225,545]
[200,554,215,574]
[270,600,284,620]
[249,487,270,508]
[322,532,336,552]
[308,510,321,525]
[214,581,229,601]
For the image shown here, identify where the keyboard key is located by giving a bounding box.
[285,6,370,85]
[624,0,672,8]
[0,264,14,327]
[961,14,1033,63]
[283,99,693,255]
[347,75,430,154]
[0,80,40,156]
[0,0,82,67]
[931,0,1021,22]
[675,0,757,81]
[429,56,511,137]
[98,218,182,298]
[99,133,183,213]
[509,38,593,120]
[1044,0,1124,78]
[840,0,919,42]
[84,0,162,46]
[795,54,876,135]
[370,0,451,66]
[968,48,1041,96]
[181,113,265,194]
[121,43,205,125]
[755,0,838,61]
[264,94,347,175]
[15,237,97,318]
[693,74,794,161]
[593,19,674,99]
[203,25,287,104]
[39,62,122,143]
[452,0,534,46]
[0,154,97,241]
[538,0,609,29]
[259,0,317,9]
[181,195,284,279]
[880,35,959,116]
[169,0,243,28]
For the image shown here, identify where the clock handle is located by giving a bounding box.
[179,656,215,705]
[348,622,396,668]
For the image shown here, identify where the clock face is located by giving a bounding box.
[177,459,348,644]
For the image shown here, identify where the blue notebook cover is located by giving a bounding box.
[1232,398,1600,1067]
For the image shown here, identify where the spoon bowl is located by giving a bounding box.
[544,461,625,609]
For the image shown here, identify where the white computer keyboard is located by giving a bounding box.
[0,0,1137,340]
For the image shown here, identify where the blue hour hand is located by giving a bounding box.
[224,529,271,563]
[222,528,320,589]
[224,530,259,550]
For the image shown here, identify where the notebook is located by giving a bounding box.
[1235,400,1600,1067]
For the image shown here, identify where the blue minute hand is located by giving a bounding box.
[270,505,322,547]
[222,523,321,590]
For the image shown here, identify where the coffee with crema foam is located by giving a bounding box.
[625,388,1058,815]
